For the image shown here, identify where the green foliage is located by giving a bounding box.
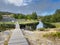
[41,15,53,22]
[0,15,2,20]
[55,9,60,14]
[13,12,38,20]
[18,14,25,19]
[13,14,25,19]
[25,14,32,20]
[13,14,18,19]
[0,24,15,31]
[41,9,60,23]
[41,9,60,28]
[31,12,37,19]
[51,23,60,28]
[43,22,56,28]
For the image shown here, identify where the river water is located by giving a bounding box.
[36,21,43,29]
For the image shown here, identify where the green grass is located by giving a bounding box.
[0,20,38,24]
[52,22,60,28]
[0,22,15,24]
[18,20,38,24]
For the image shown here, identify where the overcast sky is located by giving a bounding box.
[0,0,60,16]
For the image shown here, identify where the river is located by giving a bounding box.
[36,21,43,29]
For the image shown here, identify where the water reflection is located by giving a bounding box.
[36,21,43,29]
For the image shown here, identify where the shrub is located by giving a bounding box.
[0,24,15,31]
[38,28,45,31]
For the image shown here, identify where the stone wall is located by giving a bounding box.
[20,22,39,30]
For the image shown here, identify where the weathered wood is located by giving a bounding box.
[8,22,29,45]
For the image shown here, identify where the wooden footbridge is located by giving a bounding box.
[8,22,29,45]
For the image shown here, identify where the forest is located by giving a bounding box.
[41,9,60,23]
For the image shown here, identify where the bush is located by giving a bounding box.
[0,24,15,31]
[38,28,45,31]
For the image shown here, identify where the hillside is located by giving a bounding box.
[0,11,15,15]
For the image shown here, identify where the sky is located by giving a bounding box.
[0,0,60,16]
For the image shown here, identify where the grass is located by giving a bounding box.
[51,22,60,28]
[18,20,38,24]
[0,22,15,24]
[0,20,38,24]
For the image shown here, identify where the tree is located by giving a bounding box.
[18,14,25,19]
[13,14,25,19]
[31,12,37,19]
[55,9,60,14]
[53,9,60,22]
[41,9,60,23]
[13,14,18,19]
[25,14,32,20]
[0,15,2,20]
[42,15,52,22]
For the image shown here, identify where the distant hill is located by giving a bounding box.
[0,11,15,15]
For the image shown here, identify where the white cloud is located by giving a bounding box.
[5,0,32,6]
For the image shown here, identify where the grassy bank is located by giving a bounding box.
[0,20,38,24]
[0,22,15,24]
[43,22,60,28]
[18,20,39,24]
[52,22,60,28]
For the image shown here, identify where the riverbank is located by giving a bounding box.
[23,29,60,45]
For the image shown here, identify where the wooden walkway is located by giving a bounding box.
[8,22,29,45]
